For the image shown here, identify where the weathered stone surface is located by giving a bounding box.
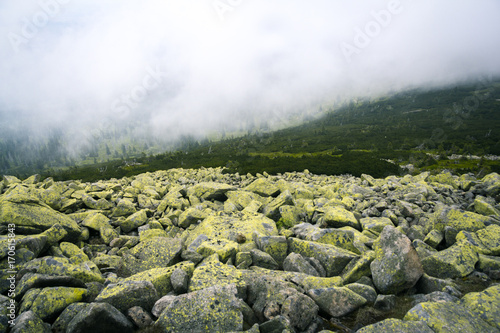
[20,286,87,321]
[288,237,358,276]
[185,213,278,245]
[22,256,104,283]
[283,252,320,276]
[371,226,423,294]
[155,284,244,333]
[11,310,51,333]
[0,194,82,240]
[245,178,280,197]
[321,206,360,229]
[187,182,235,201]
[189,261,245,296]
[52,302,89,333]
[67,302,134,333]
[120,237,183,275]
[404,301,498,333]
[460,284,500,330]
[421,240,479,279]
[95,280,158,312]
[307,287,367,317]
[356,318,433,333]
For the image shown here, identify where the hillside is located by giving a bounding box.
[36,78,500,183]
[1,169,499,331]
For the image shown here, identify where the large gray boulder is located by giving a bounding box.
[370,225,423,294]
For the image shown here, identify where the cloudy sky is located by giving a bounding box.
[1,0,500,142]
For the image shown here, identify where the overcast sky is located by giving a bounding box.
[1,0,500,142]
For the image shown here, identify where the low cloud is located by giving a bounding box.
[1,0,499,146]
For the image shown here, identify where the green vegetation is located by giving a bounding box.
[2,79,500,182]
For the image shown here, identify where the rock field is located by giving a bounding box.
[0,167,499,332]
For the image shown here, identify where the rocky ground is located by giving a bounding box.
[0,168,499,333]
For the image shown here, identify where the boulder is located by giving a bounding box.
[95,280,158,312]
[421,240,479,279]
[187,182,235,201]
[288,237,358,276]
[0,195,82,241]
[307,287,367,317]
[370,226,423,294]
[20,287,87,321]
[356,318,433,333]
[460,284,500,330]
[11,311,51,333]
[404,301,498,333]
[321,206,360,229]
[66,302,134,333]
[283,252,320,276]
[154,284,244,333]
[245,178,280,197]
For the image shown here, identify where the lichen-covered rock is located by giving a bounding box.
[292,223,359,253]
[460,284,500,330]
[185,213,278,246]
[432,205,490,233]
[345,283,377,304]
[307,287,367,317]
[404,301,498,333]
[355,318,433,333]
[20,287,87,321]
[124,262,195,296]
[15,273,87,300]
[245,178,280,197]
[196,238,239,263]
[66,302,134,333]
[371,226,423,294]
[112,198,137,217]
[281,293,319,331]
[52,302,89,333]
[154,284,244,333]
[121,209,148,233]
[0,194,82,241]
[95,280,158,312]
[283,252,320,276]
[360,217,394,235]
[254,235,288,267]
[11,310,51,333]
[22,256,104,283]
[474,196,500,216]
[120,237,183,276]
[178,207,208,228]
[341,250,376,284]
[421,239,479,278]
[127,306,153,329]
[187,182,236,201]
[288,237,358,276]
[321,206,360,229]
[481,172,500,196]
[188,261,245,296]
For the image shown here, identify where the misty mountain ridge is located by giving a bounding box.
[1,78,500,181]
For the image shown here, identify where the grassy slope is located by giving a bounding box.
[41,79,500,182]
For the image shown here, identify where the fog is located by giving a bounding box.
[1,0,500,152]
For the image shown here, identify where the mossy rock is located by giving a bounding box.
[120,237,183,276]
[189,261,245,296]
[356,318,433,333]
[196,238,239,263]
[21,287,87,321]
[225,190,264,210]
[244,178,280,197]
[95,280,158,312]
[22,256,104,283]
[321,206,360,229]
[433,205,490,233]
[185,213,278,246]
[460,284,500,330]
[360,217,394,235]
[307,287,367,317]
[0,195,82,241]
[155,284,244,333]
[186,182,236,201]
[341,250,376,284]
[288,237,358,277]
[404,301,498,333]
[125,262,195,296]
[421,240,479,279]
